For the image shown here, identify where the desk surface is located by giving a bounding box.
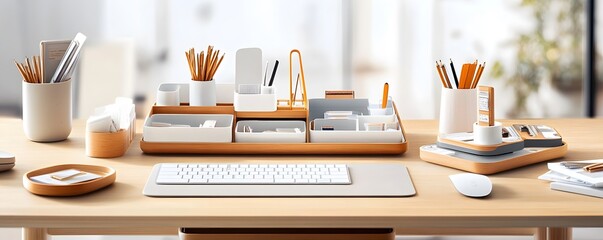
[0,118,602,229]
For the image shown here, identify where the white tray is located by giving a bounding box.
[143,114,233,143]
[309,115,403,143]
[235,120,306,143]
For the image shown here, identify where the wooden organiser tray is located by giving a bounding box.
[419,143,567,174]
[23,164,116,196]
[139,103,407,155]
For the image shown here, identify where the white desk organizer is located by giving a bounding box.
[310,116,403,143]
[233,86,277,112]
[143,114,233,143]
[367,98,394,116]
[308,99,403,143]
[156,83,235,105]
[233,48,277,112]
[235,120,306,143]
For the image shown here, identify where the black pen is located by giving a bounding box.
[450,59,459,89]
[268,60,279,86]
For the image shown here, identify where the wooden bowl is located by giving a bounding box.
[23,164,116,196]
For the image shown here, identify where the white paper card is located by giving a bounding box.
[30,169,101,185]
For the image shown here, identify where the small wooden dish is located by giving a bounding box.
[23,164,116,196]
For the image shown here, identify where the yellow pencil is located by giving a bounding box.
[382,82,389,108]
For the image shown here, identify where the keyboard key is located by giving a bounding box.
[331,179,351,183]
[189,179,208,184]
[275,179,295,183]
[208,179,274,184]
[157,178,189,184]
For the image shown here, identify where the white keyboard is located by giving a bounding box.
[155,163,351,185]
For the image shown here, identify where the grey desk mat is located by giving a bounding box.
[436,141,525,156]
[422,144,552,163]
[143,163,416,197]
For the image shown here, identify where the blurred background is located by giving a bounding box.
[1,0,602,239]
[1,0,602,120]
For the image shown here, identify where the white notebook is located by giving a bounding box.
[551,182,603,199]
[548,160,603,187]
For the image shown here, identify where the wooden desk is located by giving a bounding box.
[1,118,602,240]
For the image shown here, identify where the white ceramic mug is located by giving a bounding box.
[22,80,72,142]
[439,88,477,134]
[189,80,216,106]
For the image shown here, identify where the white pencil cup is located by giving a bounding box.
[22,80,72,142]
[439,88,477,134]
[189,80,216,106]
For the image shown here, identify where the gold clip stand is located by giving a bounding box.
[277,49,308,110]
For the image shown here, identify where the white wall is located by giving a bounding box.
[0,0,104,115]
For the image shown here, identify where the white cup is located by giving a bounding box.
[189,79,216,106]
[261,86,274,94]
[22,80,72,142]
[156,84,180,106]
[439,88,477,134]
[473,122,503,145]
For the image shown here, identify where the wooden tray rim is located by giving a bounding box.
[23,164,116,196]
[140,101,408,154]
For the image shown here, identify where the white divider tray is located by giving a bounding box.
[235,120,306,143]
[143,114,233,143]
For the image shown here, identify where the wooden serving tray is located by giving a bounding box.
[419,143,567,174]
[139,103,407,155]
[23,164,116,196]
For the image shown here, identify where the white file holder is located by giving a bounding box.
[235,120,306,143]
[143,114,233,143]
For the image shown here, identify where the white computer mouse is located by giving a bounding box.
[449,173,492,198]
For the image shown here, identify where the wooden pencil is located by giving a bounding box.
[185,45,225,81]
[472,62,486,88]
[14,60,27,82]
[436,61,448,88]
[440,60,453,89]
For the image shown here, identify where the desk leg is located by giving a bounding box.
[547,227,572,240]
[535,227,547,240]
[22,228,47,240]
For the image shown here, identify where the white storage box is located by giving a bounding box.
[235,120,306,143]
[310,116,403,143]
[358,114,396,130]
[143,114,233,143]
[233,86,277,112]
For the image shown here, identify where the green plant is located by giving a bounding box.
[490,0,584,117]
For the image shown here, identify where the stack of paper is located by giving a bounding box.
[539,160,603,198]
